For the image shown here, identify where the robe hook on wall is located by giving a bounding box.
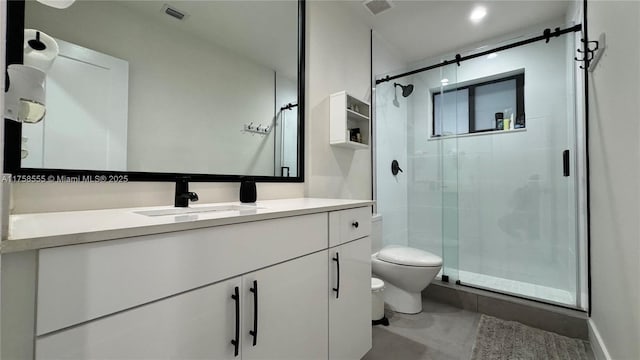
[575,36,603,71]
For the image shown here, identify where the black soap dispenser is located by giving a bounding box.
[239,178,257,203]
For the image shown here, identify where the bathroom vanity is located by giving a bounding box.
[1,198,373,360]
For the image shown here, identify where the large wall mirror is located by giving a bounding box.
[4,0,305,182]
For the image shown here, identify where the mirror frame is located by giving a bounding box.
[3,0,305,183]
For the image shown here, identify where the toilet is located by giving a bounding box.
[370,215,442,314]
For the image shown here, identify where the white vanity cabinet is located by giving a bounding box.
[328,206,372,360]
[36,277,243,359]
[329,237,372,360]
[242,250,328,360]
[1,199,373,360]
[36,251,329,360]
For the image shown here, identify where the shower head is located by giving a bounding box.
[394,82,414,97]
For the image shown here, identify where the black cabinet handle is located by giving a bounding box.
[563,149,570,177]
[332,252,340,299]
[249,280,258,346]
[352,221,359,228]
[230,286,240,357]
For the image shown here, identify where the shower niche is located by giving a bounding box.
[329,91,370,149]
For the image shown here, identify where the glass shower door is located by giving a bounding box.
[435,63,461,283]
[454,32,580,308]
[403,60,461,282]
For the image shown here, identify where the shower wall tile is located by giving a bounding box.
[374,39,410,247]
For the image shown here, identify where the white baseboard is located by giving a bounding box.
[588,319,612,360]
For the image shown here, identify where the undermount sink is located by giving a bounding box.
[134,205,262,217]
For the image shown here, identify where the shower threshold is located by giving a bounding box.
[455,270,576,307]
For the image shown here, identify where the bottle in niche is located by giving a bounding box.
[350,128,361,143]
[503,108,512,131]
[495,112,504,130]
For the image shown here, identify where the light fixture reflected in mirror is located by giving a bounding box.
[24,29,59,72]
[4,29,59,124]
[5,64,46,123]
[21,137,29,160]
[36,0,75,9]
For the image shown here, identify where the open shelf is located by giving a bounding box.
[331,140,370,150]
[347,109,369,121]
[329,91,370,149]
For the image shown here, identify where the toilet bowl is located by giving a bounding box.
[371,245,442,314]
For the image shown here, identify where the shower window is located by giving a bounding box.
[432,73,525,136]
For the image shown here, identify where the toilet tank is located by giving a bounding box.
[371,214,383,254]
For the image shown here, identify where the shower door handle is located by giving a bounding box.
[563,150,570,177]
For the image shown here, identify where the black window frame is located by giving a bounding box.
[431,73,525,136]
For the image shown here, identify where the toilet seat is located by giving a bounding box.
[377,246,442,267]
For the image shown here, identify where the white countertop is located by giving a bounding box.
[3,198,373,253]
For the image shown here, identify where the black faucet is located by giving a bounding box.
[174,179,199,207]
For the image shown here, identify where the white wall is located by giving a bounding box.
[373,32,409,247]
[26,0,278,176]
[403,24,579,297]
[305,1,371,201]
[587,1,640,358]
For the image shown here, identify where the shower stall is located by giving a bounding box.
[374,24,588,310]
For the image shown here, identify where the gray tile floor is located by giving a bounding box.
[363,298,595,360]
[363,299,481,360]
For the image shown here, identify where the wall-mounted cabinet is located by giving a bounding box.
[330,91,370,149]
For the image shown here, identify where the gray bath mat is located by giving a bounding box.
[470,315,590,360]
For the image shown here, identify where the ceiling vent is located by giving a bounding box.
[161,4,189,21]
[363,0,394,16]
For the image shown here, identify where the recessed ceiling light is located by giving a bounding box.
[487,53,498,59]
[441,78,449,84]
[470,6,487,23]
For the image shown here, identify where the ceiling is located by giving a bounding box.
[119,1,299,80]
[344,0,574,65]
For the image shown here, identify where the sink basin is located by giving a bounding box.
[134,205,261,217]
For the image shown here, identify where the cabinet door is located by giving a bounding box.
[242,251,328,360]
[329,237,372,360]
[36,277,242,360]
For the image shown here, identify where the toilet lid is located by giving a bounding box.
[378,246,443,267]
